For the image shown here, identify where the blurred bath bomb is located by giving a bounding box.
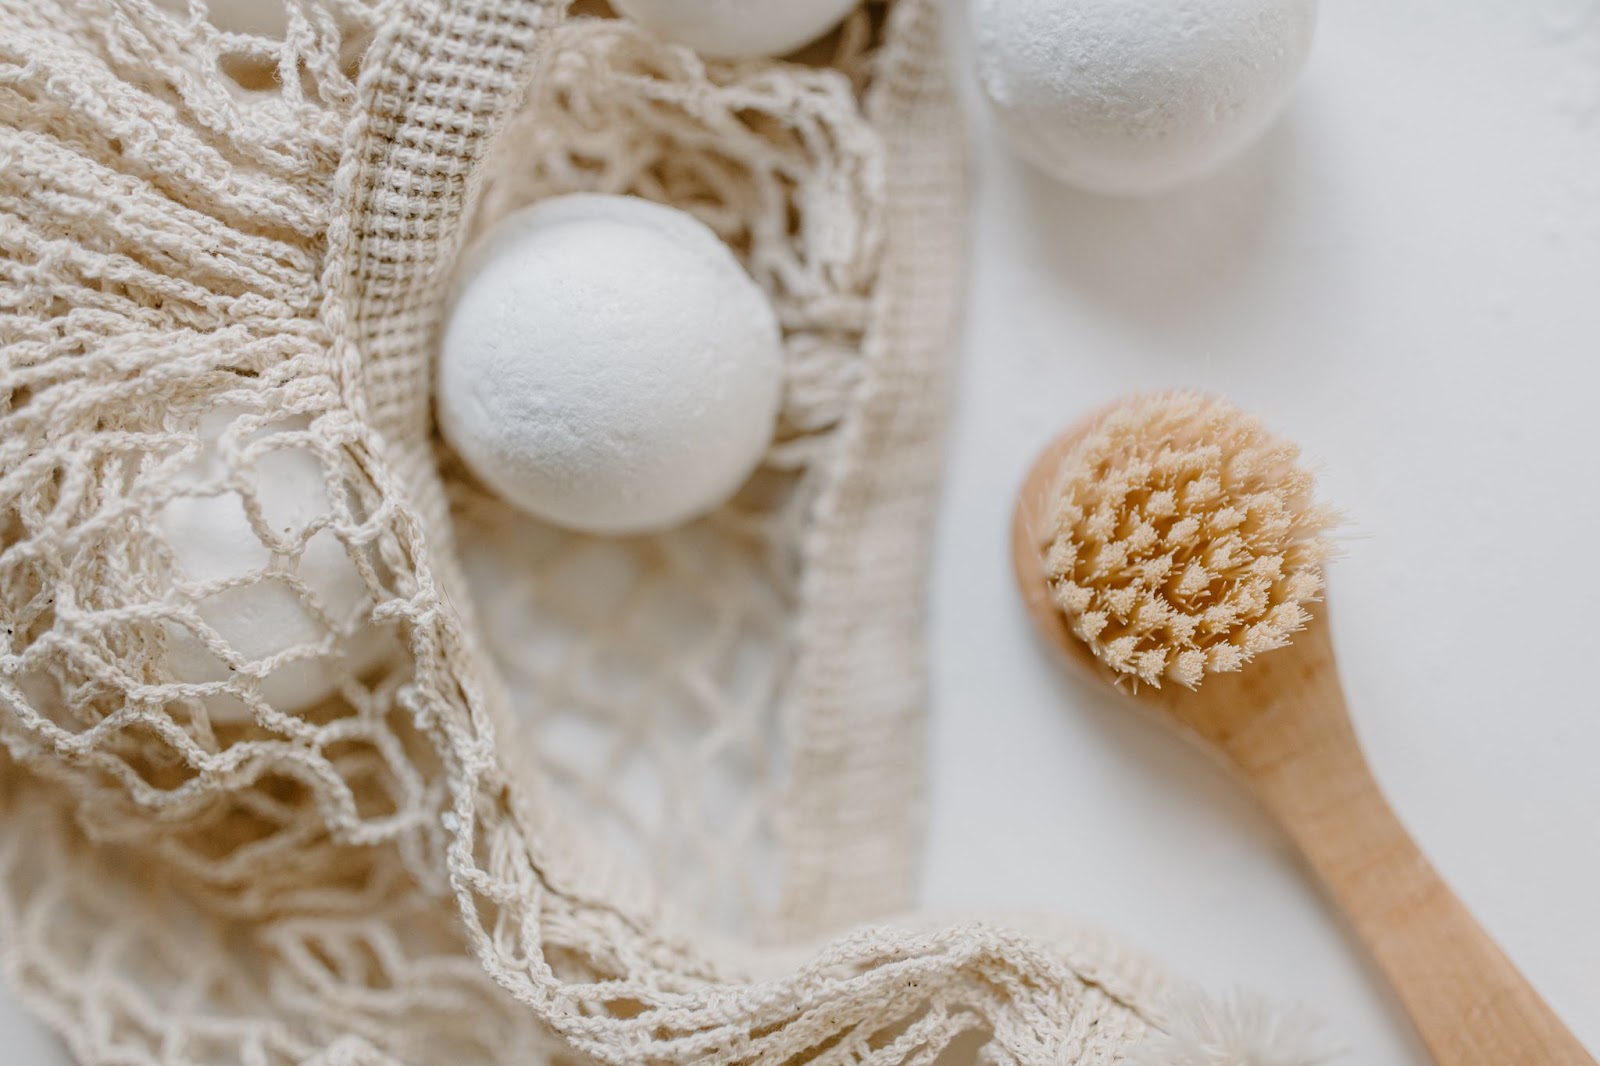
[161,409,393,720]
[973,0,1318,196]
[438,193,783,536]
[611,0,859,59]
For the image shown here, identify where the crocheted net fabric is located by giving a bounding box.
[0,1,1332,1063]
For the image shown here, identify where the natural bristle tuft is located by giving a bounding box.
[1039,393,1337,689]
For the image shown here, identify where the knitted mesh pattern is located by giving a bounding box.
[453,18,896,940]
[0,1,1332,1063]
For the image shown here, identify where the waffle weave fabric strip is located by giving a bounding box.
[0,1,1333,1062]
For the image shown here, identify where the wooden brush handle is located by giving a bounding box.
[1011,428,1590,1063]
[1227,673,1595,1066]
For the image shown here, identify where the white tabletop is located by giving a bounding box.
[5,1,1597,1062]
[925,0,1600,1062]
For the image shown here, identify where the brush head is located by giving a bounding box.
[1022,392,1337,690]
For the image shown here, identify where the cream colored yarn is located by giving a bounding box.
[0,2,1333,1064]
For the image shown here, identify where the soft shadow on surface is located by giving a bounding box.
[1027,610,1433,1066]
[1007,116,1304,333]
[1039,643,1286,854]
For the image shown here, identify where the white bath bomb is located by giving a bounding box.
[973,0,1318,196]
[437,194,783,536]
[160,409,394,721]
[611,0,859,59]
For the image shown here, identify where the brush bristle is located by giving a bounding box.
[1040,393,1337,689]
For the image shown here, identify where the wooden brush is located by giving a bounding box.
[1011,392,1594,1066]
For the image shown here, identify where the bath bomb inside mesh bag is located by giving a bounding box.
[437,194,783,536]
[973,0,1318,196]
[612,0,860,59]
[160,409,394,721]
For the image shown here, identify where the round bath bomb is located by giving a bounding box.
[437,194,783,536]
[160,409,394,721]
[611,0,859,59]
[973,0,1318,196]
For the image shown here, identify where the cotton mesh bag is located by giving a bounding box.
[0,1,1334,1063]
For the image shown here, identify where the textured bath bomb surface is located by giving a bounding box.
[437,193,783,536]
[973,0,1318,196]
[160,409,393,721]
[612,0,859,59]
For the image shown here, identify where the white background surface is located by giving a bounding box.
[4,1,1598,1062]
[926,0,1600,1062]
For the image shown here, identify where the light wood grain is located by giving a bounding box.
[1012,427,1596,1066]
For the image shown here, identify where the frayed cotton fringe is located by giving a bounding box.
[1127,987,1342,1066]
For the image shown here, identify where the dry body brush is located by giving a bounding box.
[1039,393,1336,688]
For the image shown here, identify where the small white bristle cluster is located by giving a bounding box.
[1041,393,1336,688]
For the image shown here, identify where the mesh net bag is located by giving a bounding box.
[0,1,1334,1063]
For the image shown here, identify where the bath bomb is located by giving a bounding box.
[437,194,783,536]
[611,0,859,59]
[973,0,1318,196]
[160,409,393,721]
